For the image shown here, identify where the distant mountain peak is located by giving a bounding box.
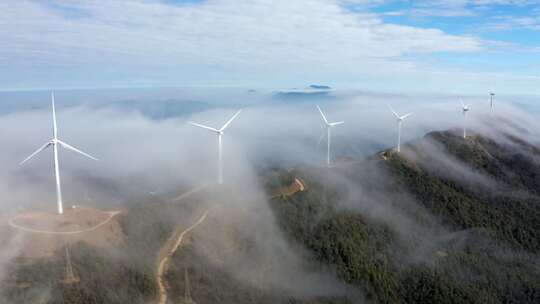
[309,84,332,90]
[272,85,336,102]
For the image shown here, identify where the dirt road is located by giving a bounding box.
[156,209,209,304]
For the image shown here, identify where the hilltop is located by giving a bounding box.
[6,206,124,258]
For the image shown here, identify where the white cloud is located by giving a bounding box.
[386,0,540,18]
[487,14,540,31]
[0,0,482,89]
[473,0,540,5]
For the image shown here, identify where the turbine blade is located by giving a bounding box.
[316,105,329,124]
[460,99,465,108]
[20,141,52,165]
[52,92,58,139]
[388,105,400,119]
[220,109,242,131]
[57,140,98,161]
[317,128,326,146]
[188,122,219,133]
[400,113,413,120]
[330,121,344,126]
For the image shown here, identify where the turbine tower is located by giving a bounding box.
[20,92,98,215]
[489,92,495,114]
[460,99,470,139]
[316,105,344,167]
[188,110,242,184]
[388,105,413,153]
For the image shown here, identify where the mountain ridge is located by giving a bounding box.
[2,128,540,303]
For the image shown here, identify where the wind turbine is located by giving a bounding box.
[20,92,98,215]
[489,92,495,114]
[388,105,413,153]
[460,99,470,139]
[316,105,344,167]
[188,110,242,184]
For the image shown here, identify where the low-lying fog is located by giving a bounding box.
[1,87,539,302]
[0,87,537,213]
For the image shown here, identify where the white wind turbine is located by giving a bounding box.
[188,110,242,185]
[388,105,413,153]
[460,99,470,139]
[20,92,98,215]
[489,92,495,114]
[316,105,344,167]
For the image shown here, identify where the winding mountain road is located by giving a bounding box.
[155,184,210,304]
[156,209,209,304]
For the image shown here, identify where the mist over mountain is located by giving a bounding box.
[0,89,539,303]
[266,127,540,303]
[3,0,540,302]
[0,87,262,119]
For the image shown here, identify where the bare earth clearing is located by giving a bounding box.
[272,177,307,198]
[4,206,124,258]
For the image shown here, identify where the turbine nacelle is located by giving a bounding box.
[327,121,344,128]
[315,105,344,166]
[388,105,413,153]
[20,92,98,214]
[316,105,344,128]
[460,99,470,113]
[396,115,412,122]
[188,109,242,184]
[388,105,413,122]
[459,99,471,139]
[188,109,242,135]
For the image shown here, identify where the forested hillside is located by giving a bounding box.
[267,130,540,303]
[3,129,540,304]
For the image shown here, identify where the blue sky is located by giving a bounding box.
[0,0,539,94]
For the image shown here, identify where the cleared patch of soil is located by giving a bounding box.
[11,206,111,233]
[5,206,125,258]
[271,178,308,198]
